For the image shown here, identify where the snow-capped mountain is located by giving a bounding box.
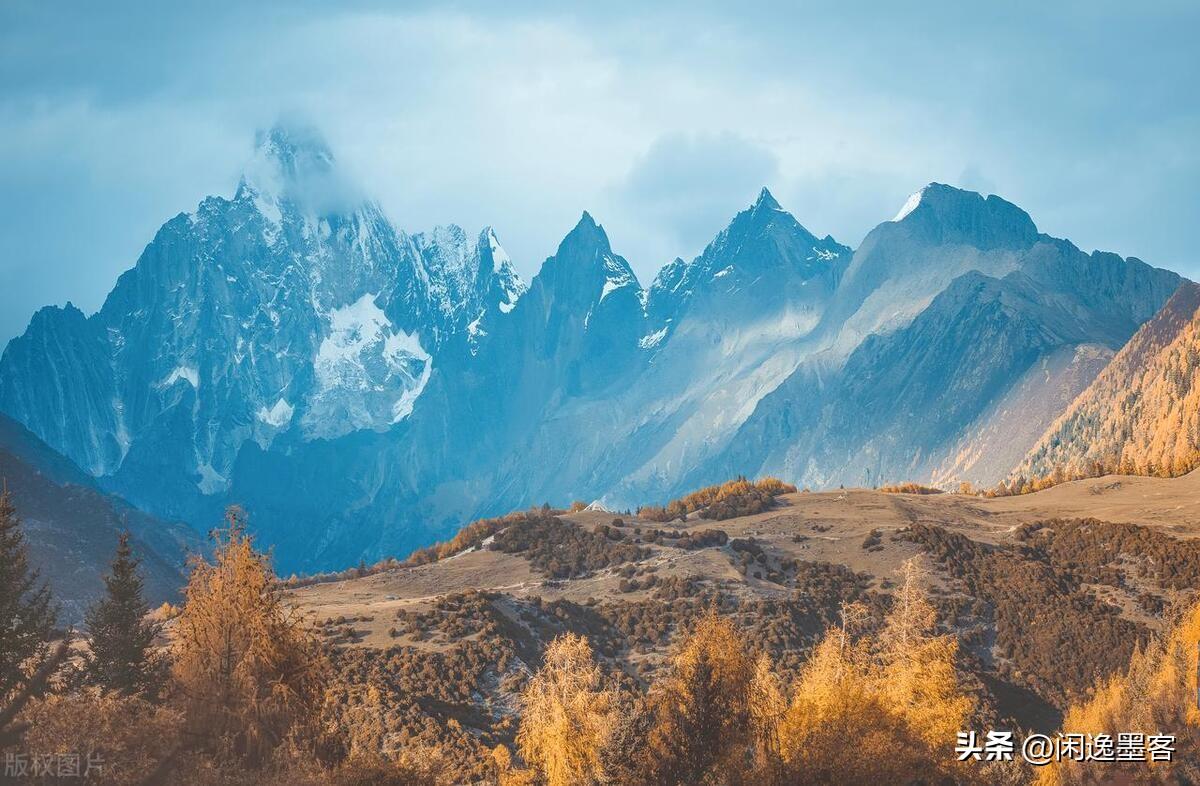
[414,224,526,352]
[645,187,850,333]
[0,124,524,523]
[0,127,1185,571]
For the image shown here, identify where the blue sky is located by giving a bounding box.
[1,1,1197,345]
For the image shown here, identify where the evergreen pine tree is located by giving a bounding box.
[0,488,57,698]
[84,531,164,697]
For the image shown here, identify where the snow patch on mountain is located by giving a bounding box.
[487,229,511,273]
[599,278,624,303]
[383,327,433,420]
[257,398,295,428]
[892,187,927,222]
[599,256,637,303]
[639,326,669,349]
[161,366,199,388]
[196,462,226,495]
[316,294,393,370]
[391,355,432,423]
[303,293,432,438]
[485,228,526,312]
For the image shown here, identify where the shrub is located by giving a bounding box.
[878,483,943,495]
[490,515,647,579]
[640,477,797,522]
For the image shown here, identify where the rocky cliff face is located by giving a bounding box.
[0,125,524,525]
[698,189,1181,492]
[0,128,1184,571]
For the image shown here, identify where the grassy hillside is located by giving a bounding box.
[277,473,1200,779]
[16,471,1200,783]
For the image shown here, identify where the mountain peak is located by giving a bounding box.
[888,182,1038,250]
[713,186,829,253]
[558,211,612,256]
[237,121,361,218]
[533,212,641,313]
[753,187,781,211]
[891,185,931,222]
[478,226,523,288]
[252,122,335,179]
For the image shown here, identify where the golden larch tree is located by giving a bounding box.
[515,633,615,786]
[172,507,331,766]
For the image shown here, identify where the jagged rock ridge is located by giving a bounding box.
[0,130,1184,570]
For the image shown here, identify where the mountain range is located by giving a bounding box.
[0,123,1186,572]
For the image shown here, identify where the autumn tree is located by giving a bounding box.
[747,652,787,776]
[83,531,166,697]
[775,562,974,784]
[0,488,57,700]
[1039,595,1200,785]
[642,611,753,785]
[878,559,972,752]
[172,507,331,766]
[514,633,615,786]
[777,632,920,783]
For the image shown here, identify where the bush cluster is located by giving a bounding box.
[638,476,796,522]
[904,522,1146,706]
[489,515,648,579]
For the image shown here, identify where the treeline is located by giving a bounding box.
[637,476,797,522]
[987,453,1200,498]
[3,497,441,785]
[878,482,944,495]
[495,560,983,785]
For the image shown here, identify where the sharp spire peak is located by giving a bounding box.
[238,121,364,214]
[562,211,608,249]
[754,187,781,211]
